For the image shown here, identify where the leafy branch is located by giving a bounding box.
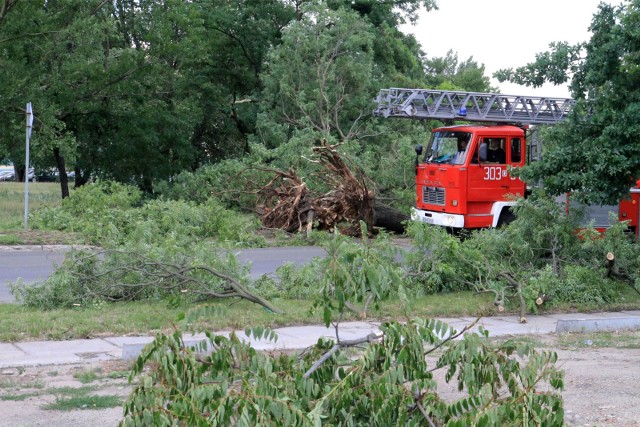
[13,248,282,314]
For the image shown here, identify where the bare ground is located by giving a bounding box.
[0,335,639,426]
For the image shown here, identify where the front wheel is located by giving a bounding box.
[497,209,516,228]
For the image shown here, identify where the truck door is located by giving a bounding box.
[467,137,510,227]
[466,137,526,226]
[505,137,526,197]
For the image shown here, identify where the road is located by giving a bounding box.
[0,247,68,302]
[0,246,326,303]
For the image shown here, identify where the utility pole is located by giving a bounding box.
[24,102,33,232]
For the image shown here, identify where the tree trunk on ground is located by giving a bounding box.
[373,201,410,233]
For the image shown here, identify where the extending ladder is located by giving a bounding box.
[374,88,575,125]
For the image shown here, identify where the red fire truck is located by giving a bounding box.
[374,88,640,236]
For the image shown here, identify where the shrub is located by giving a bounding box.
[30,181,142,244]
[11,243,257,309]
[30,180,264,247]
[404,193,636,313]
[154,159,268,210]
[252,261,323,300]
[253,229,402,302]
[524,265,618,313]
[403,222,480,294]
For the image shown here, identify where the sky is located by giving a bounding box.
[401,0,616,98]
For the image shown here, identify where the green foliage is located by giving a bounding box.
[258,2,377,148]
[404,193,639,313]
[30,180,263,246]
[437,331,564,425]
[404,221,480,294]
[253,261,323,301]
[9,268,86,310]
[153,158,269,212]
[506,192,583,265]
[73,368,102,384]
[0,0,495,211]
[496,1,640,204]
[0,182,62,231]
[424,50,494,92]
[30,181,142,243]
[311,227,404,326]
[525,265,618,312]
[121,318,564,426]
[254,228,404,304]
[45,395,123,411]
[11,243,256,310]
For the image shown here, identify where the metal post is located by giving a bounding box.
[24,102,33,232]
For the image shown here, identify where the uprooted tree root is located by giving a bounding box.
[258,141,375,236]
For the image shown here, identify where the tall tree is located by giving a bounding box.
[424,50,493,92]
[0,1,196,194]
[189,0,294,164]
[495,1,640,204]
[257,2,377,149]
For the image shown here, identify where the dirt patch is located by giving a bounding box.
[0,360,132,426]
[1,336,639,426]
[559,347,640,426]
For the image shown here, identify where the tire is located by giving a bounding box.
[497,209,516,228]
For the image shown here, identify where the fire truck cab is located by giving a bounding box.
[412,124,526,229]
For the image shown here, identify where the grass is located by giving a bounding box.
[48,385,98,396]
[107,370,129,380]
[44,394,123,411]
[73,368,103,384]
[1,287,639,342]
[0,234,22,245]
[0,392,41,401]
[556,330,640,349]
[0,379,45,389]
[0,182,62,229]
[0,379,127,410]
[0,292,497,342]
[0,182,79,245]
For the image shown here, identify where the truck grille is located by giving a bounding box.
[422,186,445,205]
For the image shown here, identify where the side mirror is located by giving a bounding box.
[414,145,423,176]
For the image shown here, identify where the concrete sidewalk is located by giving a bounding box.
[1,311,640,369]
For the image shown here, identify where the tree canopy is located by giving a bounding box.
[0,0,500,202]
[495,0,640,204]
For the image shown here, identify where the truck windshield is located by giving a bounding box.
[424,131,472,165]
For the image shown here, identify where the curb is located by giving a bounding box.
[555,316,640,333]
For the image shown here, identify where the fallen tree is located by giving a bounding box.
[10,249,282,313]
[258,140,408,235]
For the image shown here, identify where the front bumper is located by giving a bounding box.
[411,208,465,228]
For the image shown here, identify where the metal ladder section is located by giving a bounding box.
[374,88,575,125]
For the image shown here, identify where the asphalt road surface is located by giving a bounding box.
[0,246,326,303]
